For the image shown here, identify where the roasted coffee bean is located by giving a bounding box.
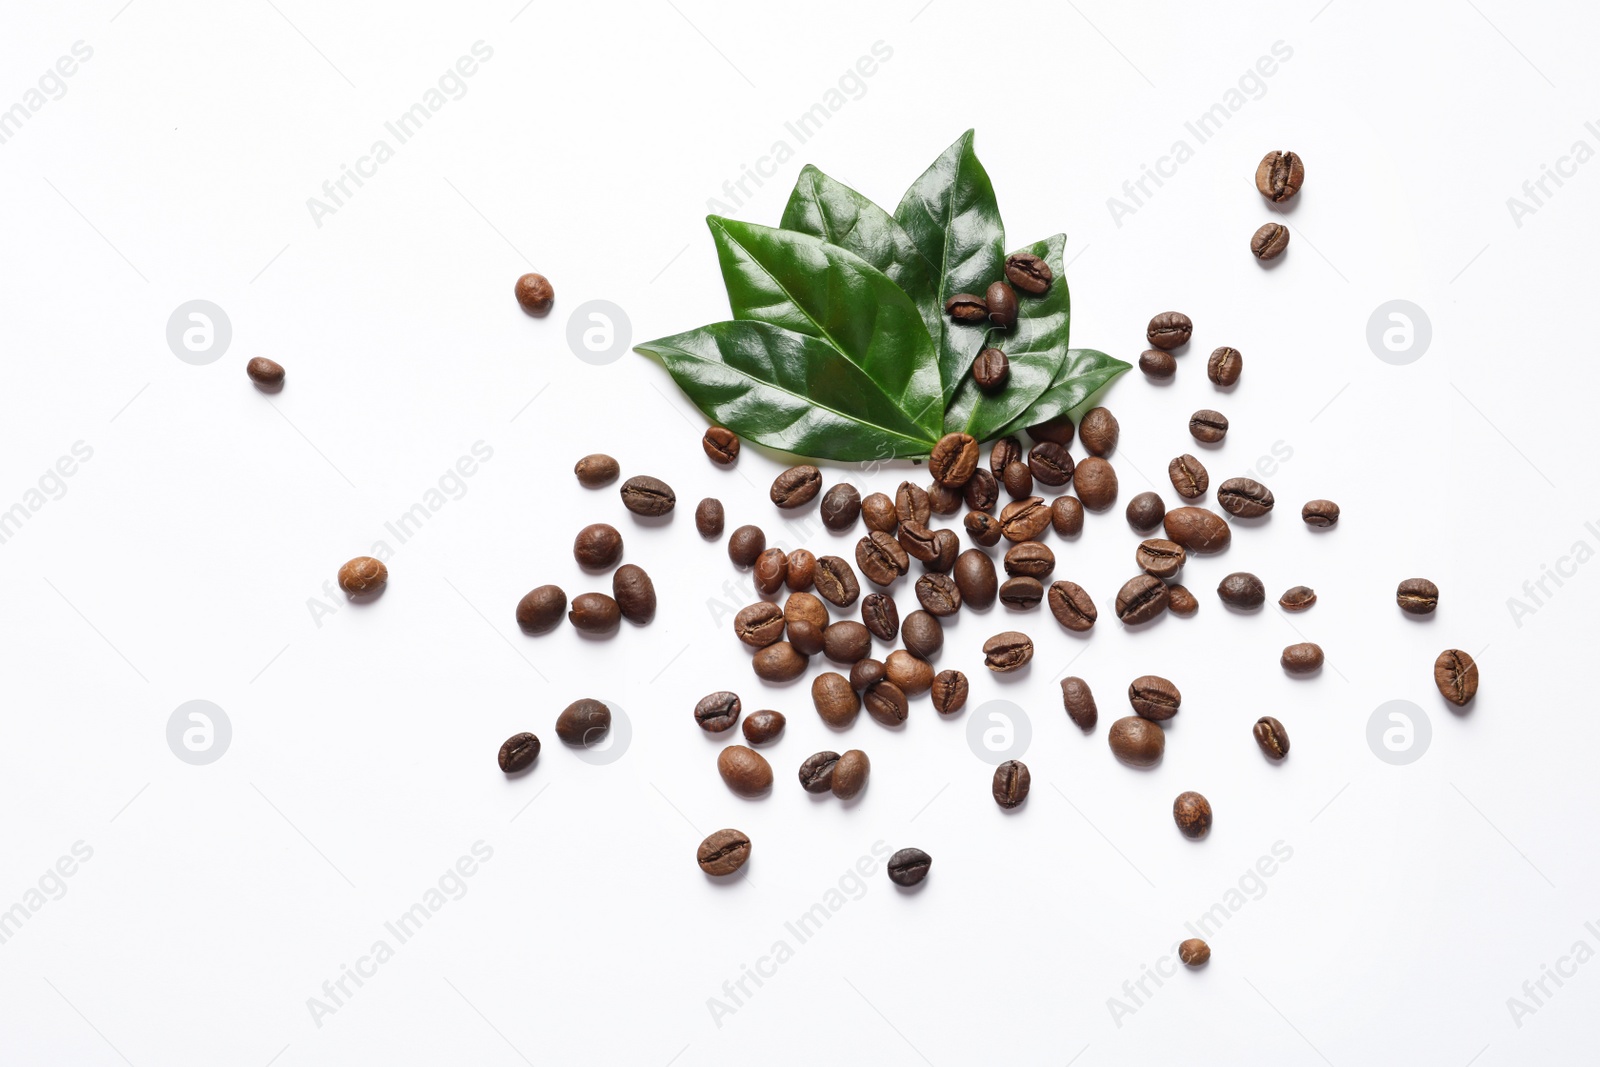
[1139,349,1176,380]
[990,436,1023,477]
[338,556,387,596]
[930,433,979,488]
[1302,499,1340,528]
[1108,716,1165,766]
[986,281,1018,330]
[1281,642,1324,674]
[1048,581,1097,632]
[1396,578,1439,615]
[963,468,999,512]
[821,483,863,531]
[813,556,861,607]
[973,348,1010,390]
[1253,716,1290,759]
[954,549,999,609]
[1256,149,1304,201]
[897,521,940,564]
[894,481,931,528]
[246,357,285,389]
[1073,457,1118,510]
[1000,497,1051,541]
[569,593,621,634]
[696,498,725,538]
[1126,491,1166,532]
[1434,649,1479,706]
[785,549,817,592]
[727,526,767,568]
[1028,412,1075,447]
[862,492,898,533]
[849,658,887,692]
[718,745,773,797]
[695,691,742,733]
[1217,477,1275,518]
[965,510,1003,547]
[1251,222,1290,260]
[556,698,611,747]
[1115,574,1170,625]
[823,621,872,664]
[799,751,840,793]
[1004,541,1055,580]
[887,847,933,886]
[1173,791,1213,839]
[982,631,1034,672]
[771,465,822,509]
[927,529,961,574]
[1028,443,1074,487]
[612,564,656,623]
[735,602,786,647]
[620,475,675,516]
[1189,409,1229,444]
[1061,677,1097,730]
[785,592,829,631]
[901,610,944,660]
[832,750,870,799]
[703,426,740,464]
[514,272,554,315]
[945,293,988,323]
[574,454,619,488]
[812,672,860,727]
[752,642,808,682]
[1129,675,1181,720]
[1207,346,1242,387]
[498,731,540,774]
[516,586,566,635]
[697,829,751,876]
[1002,461,1035,500]
[993,760,1031,809]
[1135,539,1185,579]
[864,680,910,726]
[1217,572,1266,610]
[858,531,911,586]
[788,619,826,656]
[1078,408,1119,457]
[1168,454,1210,500]
[1279,586,1317,611]
[886,650,934,695]
[931,670,969,715]
[861,593,900,641]
[1147,311,1193,350]
[1005,251,1054,294]
[1051,496,1085,537]
[1163,507,1232,554]
[1179,938,1211,967]
[926,480,963,516]
[753,549,788,595]
[916,573,962,616]
[1160,585,1195,618]
[999,577,1044,610]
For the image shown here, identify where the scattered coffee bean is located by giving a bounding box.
[771,465,822,509]
[695,691,742,733]
[799,751,840,793]
[858,531,910,586]
[832,750,870,799]
[886,650,934,695]
[901,610,944,659]
[338,556,387,596]
[1163,507,1233,554]
[824,621,873,664]
[1005,251,1054,294]
[498,731,540,774]
[982,631,1034,672]
[1189,409,1229,444]
[697,829,751,876]
[864,680,910,726]
[1004,541,1055,580]
[1173,791,1213,839]
[927,529,960,573]
[1434,649,1479,706]
[1115,574,1169,624]
[1147,311,1192,350]
[1168,454,1209,500]
[813,672,860,727]
[999,576,1044,610]
[574,523,623,569]
[1251,222,1290,260]
[1002,460,1035,499]
[1129,675,1181,720]
[1029,413,1076,446]
[620,475,675,516]
[786,549,817,592]
[945,293,987,323]
[926,480,963,516]
[1253,716,1290,759]
[821,483,862,531]
[1217,477,1275,518]
[514,272,554,315]
[1282,642,1324,674]
[612,564,656,623]
[516,586,566,635]
[753,548,788,595]
[569,592,621,634]
[895,481,932,527]
[742,709,786,745]
[1207,346,1242,387]
[246,357,285,389]
[992,760,1031,808]
[1302,499,1340,528]
[1126,491,1166,532]
[916,573,962,616]
[887,847,933,886]
[1397,578,1439,615]
[1139,349,1176,380]
[718,745,773,797]
[703,426,740,464]
[1000,497,1052,541]
[973,348,1010,390]
[991,437,1023,477]
[849,658,886,692]
[735,602,785,648]
[954,549,999,609]
[986,281,1018,330]
[1279,586,1317,611]
[1073,457,1118,510]
[1256,149,1304,201]
[965,510,1003,547]
[1061,676,1097,730]
[861,593,900,642]
[1179,938,1211,967]
[574,454,619,488]
[1167,585,1198,616]
[896,521,939,565]
[696,498,725,538]
[862,492,898,533]
[1051,496,1084,537]
[1108,716,1164,766]
[785,592,829,631]
[1217,572,1266,610]
[752,642,808,682]
[1048,581,1097,632]
[1135,539,1185,579]
[788,619,826,656]
[813,556,861,607]
[1078,408,1119,457]
[931,670,969,715]
[556,698,611,747]
[963,468,999,512]
[1028,443,1074,487]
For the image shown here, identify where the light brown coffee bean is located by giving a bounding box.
[515,586,566,636]
[1078,408,1119,456]
[886,650,934,695]
[1147,311,1192,350]
[862,492,898,533]
[1179,938,1211,967]
[1115,574,1169,625]
[1051,496,1084,537]
[574,454,619,488]
[982,631,1034,672]
[696,498,725,538]
[901,610,943,660]
[1397,578,1438,615]
[1163,507,1233,554]
[895,481,931,527]
[718,745,773,797]
[823,621,872,664]
[1173,791,1212,838]
[1251,222,1290,260]
[1061,677,1097,730]
[1135,539,1185,579]
[771,465,822,509]
[735,602,785,647]
[849,658,887,692]
[751,642,808,682]
[813,556,861,607]
[753,548,788,595]
[863,681,909,727]
[1048,581,1097,632]
[1302,499,1340,528]
[696,828,751,876]
[1189,409,1229,444]
[1004,541,1055,580]
[812,672,860,727]
[1434,649,1479,706]
[1217,477,1275,518]
[929,433,980,487]
[1073,457,1118,510]
[1253,716,1289,759]
[954,549,998,609]
[832,750,870,799]
[728,525,765,567]
[1255,149,1304,201]
[1002,460,1034,500]
[787,619,825,656]
[993,760,1031,808]
[1168,454,1209,500]
[1000,497,1051,542]
[568,592,621,634]
[338,556,387,596]
[784,591,829,631]
[612,564,656,624]
[999,576,1044,610]
[915,573,962,616]
[1281,642,1324,674]
[1129,675,1181,720]
[703,427,740,464]
[1167,584,1199,616]
[1279,586,1317,611]
[514,272,554,315]
[785,549,816,592]
[1207,346,1242,387]
[931,670,969,715]
[1108,716,1164,766]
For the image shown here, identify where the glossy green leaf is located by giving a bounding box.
[634,320,942,461]
[893,129,1006,401]
[943,234,1071,438]
[992,348,1132,440]
[779,165,941,341]
[707,216,943,438]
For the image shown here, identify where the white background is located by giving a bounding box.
[1,0,1596,1063]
